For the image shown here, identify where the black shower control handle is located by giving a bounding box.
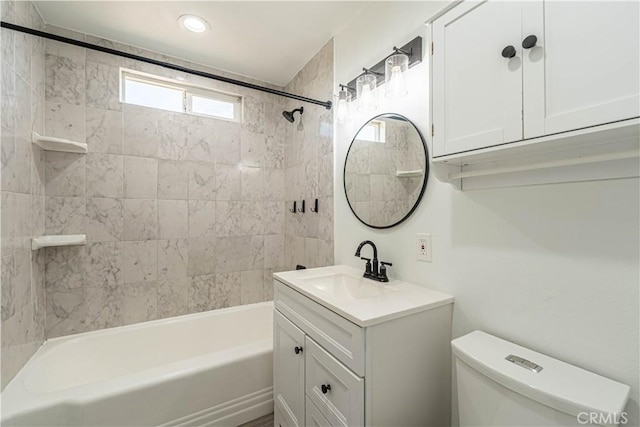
[379,261,392,282]
[360,257,372,274]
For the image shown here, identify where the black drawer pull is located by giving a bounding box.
[321,384,331,394]
[294,346,303,355]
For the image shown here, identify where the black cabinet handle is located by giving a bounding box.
[501,45,516,58]
[522,35,537,49]
[321,384,331,394]
[294,346,303,354]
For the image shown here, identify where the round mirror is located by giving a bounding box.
[344,114,428,229]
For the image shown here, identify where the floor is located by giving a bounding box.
[238,413,274,427]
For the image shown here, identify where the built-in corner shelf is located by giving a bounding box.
[431,119,640,190]
[396,169,424,178]
[32,132,87,154]
[32,235,86,250]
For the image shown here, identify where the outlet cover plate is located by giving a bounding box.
[417,233,432,262]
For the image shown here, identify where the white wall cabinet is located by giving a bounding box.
[430,0,639,189]
[273,280,453,427]
[432,0,524,155]
[522,1,639,139]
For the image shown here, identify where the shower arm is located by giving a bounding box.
[0,21,333,110]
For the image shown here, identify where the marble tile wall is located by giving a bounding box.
[41,26,290,338]
[0,0,47,389]
[283,41,334,269]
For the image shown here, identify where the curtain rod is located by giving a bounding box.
[0,21,333,110]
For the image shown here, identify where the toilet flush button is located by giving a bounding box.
[506,354,543,373]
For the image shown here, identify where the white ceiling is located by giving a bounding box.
[33,1,368,87]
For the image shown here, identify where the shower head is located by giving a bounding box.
[282,111,295,123]
[282,107,304,123]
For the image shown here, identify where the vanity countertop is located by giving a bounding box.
[274,265,454,327]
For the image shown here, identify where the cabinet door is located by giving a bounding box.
[274,310,306,427]
[523,1,640,138]
[432,0,523,156]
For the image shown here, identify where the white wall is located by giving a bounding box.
[334,2,640,425]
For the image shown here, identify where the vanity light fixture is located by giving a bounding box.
[385,47,409,99]
[336,36,422,111]
[336,84,354,124]
[179,14,210,33]
[356,69,379,112]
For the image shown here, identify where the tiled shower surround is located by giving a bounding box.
[1,13,334,375]
[0,1,46,388]
[284,41,334,268]
[41,29,290,339]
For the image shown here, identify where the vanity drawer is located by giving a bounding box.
[305,397,332,427]
[305,337,364,427]
[274,280,365,375]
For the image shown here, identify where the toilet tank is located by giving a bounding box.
[452,331,630,427]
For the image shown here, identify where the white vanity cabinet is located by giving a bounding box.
[432,0,639,156]
[274,310,306,427]
[430,0,639,189]
[272,266,454,427]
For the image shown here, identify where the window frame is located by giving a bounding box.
[360,120,386,143]
[120,68,243,123]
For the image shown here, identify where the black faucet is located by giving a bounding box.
[354,240,393,282]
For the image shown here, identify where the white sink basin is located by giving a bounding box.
[274,265,455,327]
[299,273,397,300]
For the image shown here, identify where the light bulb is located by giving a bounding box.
[356,73,377,112]
[386,65,407,98]
[385,52,409,99]
[336,88,351,124]
[361,85,372,108]
[359,84,377,112]
[179,15,210,33]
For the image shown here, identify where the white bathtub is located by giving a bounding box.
[1,302,274,426]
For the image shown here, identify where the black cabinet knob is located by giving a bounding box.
[501,45,516,58]
[294,346,303,354]
[522,35,537,49]
[321,384,331,394]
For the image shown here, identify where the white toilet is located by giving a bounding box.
[452,331,630,427]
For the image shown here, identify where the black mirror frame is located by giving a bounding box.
[343,113,429,229]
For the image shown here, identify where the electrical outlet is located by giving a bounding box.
[417,233,432,262]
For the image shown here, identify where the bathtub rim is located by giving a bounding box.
[1,301,274,423]
[44,300,274,346]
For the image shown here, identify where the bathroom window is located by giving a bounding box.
[121,69,242,122]
[358,120,386,143]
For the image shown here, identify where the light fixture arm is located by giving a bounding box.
[361,67,384,77]
[339,84,356,93]
[341,36,423,102]
[392,46,411,56]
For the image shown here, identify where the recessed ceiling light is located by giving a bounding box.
[178,14,210,33]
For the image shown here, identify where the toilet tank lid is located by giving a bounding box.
[452,331,630,424]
